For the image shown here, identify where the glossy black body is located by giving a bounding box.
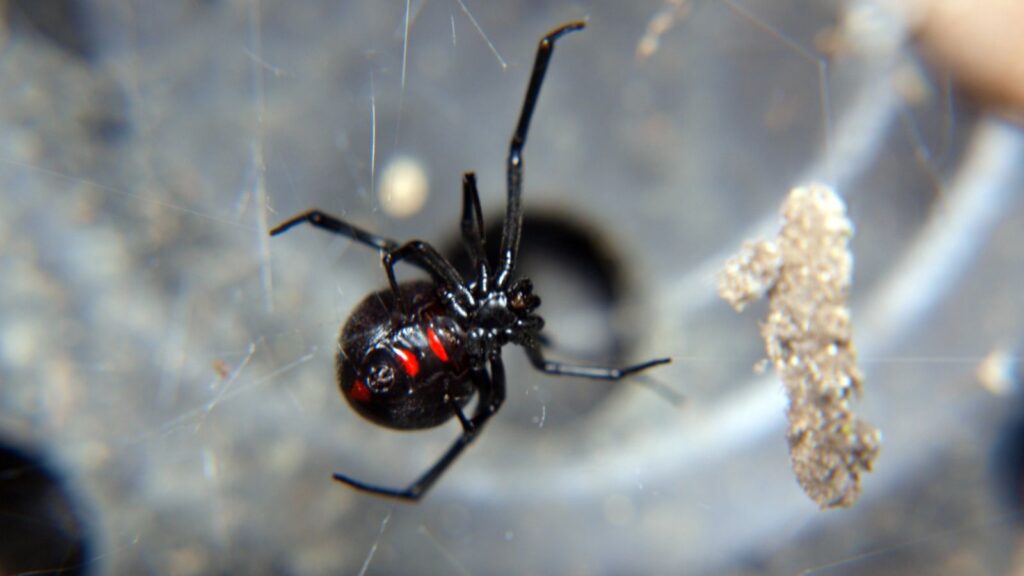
[269,21,671,501]
[337,281,473,429]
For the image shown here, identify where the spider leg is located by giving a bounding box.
[382,241,475,312]
[480,355,507,417]
[269,209,398,251]
[522,344,670,380]
[333,359,506,501]
[495,21,586,288]
[332,435,475,501]
[447,395,475,432]
[460,172,489,291]
[270,209,473,311]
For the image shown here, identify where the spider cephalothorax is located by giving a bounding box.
[270,21,670,501]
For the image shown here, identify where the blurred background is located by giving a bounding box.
[1,0,1022,574]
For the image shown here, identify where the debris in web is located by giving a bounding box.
[718,183,881,509]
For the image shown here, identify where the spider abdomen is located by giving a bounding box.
[337,280,474,430]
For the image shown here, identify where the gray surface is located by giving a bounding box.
[1,0,1022,574]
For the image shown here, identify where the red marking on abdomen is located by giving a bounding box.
[394,347,420,377]
[426,327,450,363]
[351,379,371,402]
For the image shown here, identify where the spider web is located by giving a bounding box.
[0,0,1022,574]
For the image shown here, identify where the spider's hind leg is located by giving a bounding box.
[333,360,505,501]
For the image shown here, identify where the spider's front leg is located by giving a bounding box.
[496,21,586,288]
[460,172,490,292]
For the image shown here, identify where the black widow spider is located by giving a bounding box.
[270,21,670,501]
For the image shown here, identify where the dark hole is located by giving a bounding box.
[81,84,131,145]
[993,394,1024,527]
[0,440,92,576]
